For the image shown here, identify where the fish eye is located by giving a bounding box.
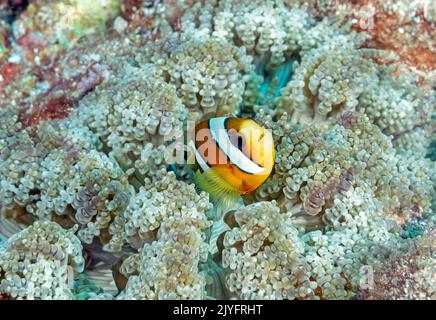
[237,135,244,151]
[228,130,245,152]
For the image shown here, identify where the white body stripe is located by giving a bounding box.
[189,140,210,172]
[209,117,264,174]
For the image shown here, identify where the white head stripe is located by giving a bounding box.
[189,140,210,172]
[209,117,264,174]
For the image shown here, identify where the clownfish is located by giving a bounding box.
[188,117,275,212]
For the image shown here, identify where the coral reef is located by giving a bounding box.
[221,201,307,299]
[147,35,253,120]
[0,221,84,299]
[356,218,435,300]
[251,111,433,232]
[104,171,212,253]
[276,39,376,125]
[13,0,120,53]
[117,209,211,299]
[0,0,434,300]
[0,116,132,245]
[76,65,187,184]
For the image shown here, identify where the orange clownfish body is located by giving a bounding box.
[189,117,275,210]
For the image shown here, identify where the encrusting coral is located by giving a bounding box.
[0,0,434,300]
[356,216,435,300]
[10,0,121,69]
